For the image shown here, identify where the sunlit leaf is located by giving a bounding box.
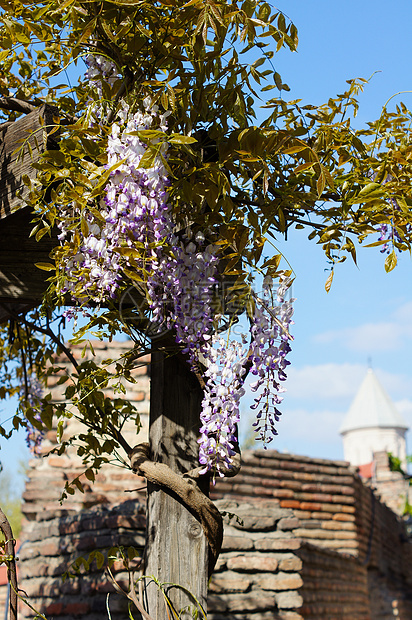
[384,250,397,273]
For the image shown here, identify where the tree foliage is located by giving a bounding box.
[0,0,411,487]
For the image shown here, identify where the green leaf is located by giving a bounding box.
[95,551,105,570]
[57,420,64,443]
[294,161,315,173]
[85,468,95,482]
[169,134,198,144]
[384,250,397,273]
[282,145,307,155]
[123,268,145,283]
[359,182,383,197]
[139,144,161,169]
[35,262,55,271]
[72,477,84,493]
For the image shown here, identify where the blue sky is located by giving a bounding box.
[2,1,412,491]
[241,0,412,459]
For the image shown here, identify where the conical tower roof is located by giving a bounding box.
[340,368,409,434]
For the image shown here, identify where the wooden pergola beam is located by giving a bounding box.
[0,104,59,322]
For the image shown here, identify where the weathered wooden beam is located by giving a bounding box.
[0,104,59,321]
[145,344,208,619]
[0,104,58,219]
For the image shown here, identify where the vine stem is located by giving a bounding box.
[0,506,18,620]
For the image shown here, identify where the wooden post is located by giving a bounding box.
[144,345,208,619]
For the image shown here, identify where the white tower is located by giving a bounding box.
[340,368,409,468]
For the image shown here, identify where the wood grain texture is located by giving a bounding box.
[0,104,59,320]
[0,206,58,321]
[0,104,58,219]
[145,344,208,619]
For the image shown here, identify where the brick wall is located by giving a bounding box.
[298,544,370,620]
[212,450,412,619]
[23,341,149,521]
[5,342,412,620]
[211,450,359,555]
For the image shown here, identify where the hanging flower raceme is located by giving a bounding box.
[57,99,171,306]
[151,232,219,363]
[198,336,248,477]
[85,54,118,99]
[249,277,295,444]
[197,277,294,478]
[369,171,412,255]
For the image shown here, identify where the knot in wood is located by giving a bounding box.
[188,522,203,539]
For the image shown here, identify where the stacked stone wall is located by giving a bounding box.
[4,342,412,620]
[209,500,304,620]
[371,450,412,516]
[19,500,146,620]
[211,450,359,555]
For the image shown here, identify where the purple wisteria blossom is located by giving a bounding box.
[249,277,295,444]
[58,99,171,305]
[57,61,296,476]
[85,54,118,99]
[198,336,247,477]
[197,277,294,477]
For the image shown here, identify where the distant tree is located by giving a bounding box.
[0,470,23,539]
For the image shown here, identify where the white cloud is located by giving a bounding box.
[314,322,402,352]
[244,362,411,410]
[276,406,345,442]
[241,361,412,461]
[240,406,346,461]
[313,300,412,353]
[286,362,364,401]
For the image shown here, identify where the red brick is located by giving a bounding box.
[332,513,356,522]
[64,602,90,615]
[133,365,148,376]
[45,602,63,615]
[40,541,60,557]
[299,502,322,511]
[280,500,300,509]
[272,489,295,499]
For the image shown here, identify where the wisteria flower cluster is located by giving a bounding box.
[85,54,118,100]
[197,277,294,477]
[56,55,295,477]
[199,336,247,475]
[370,172,411,254]
[249,278,294,444]
[58,99,171,305]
